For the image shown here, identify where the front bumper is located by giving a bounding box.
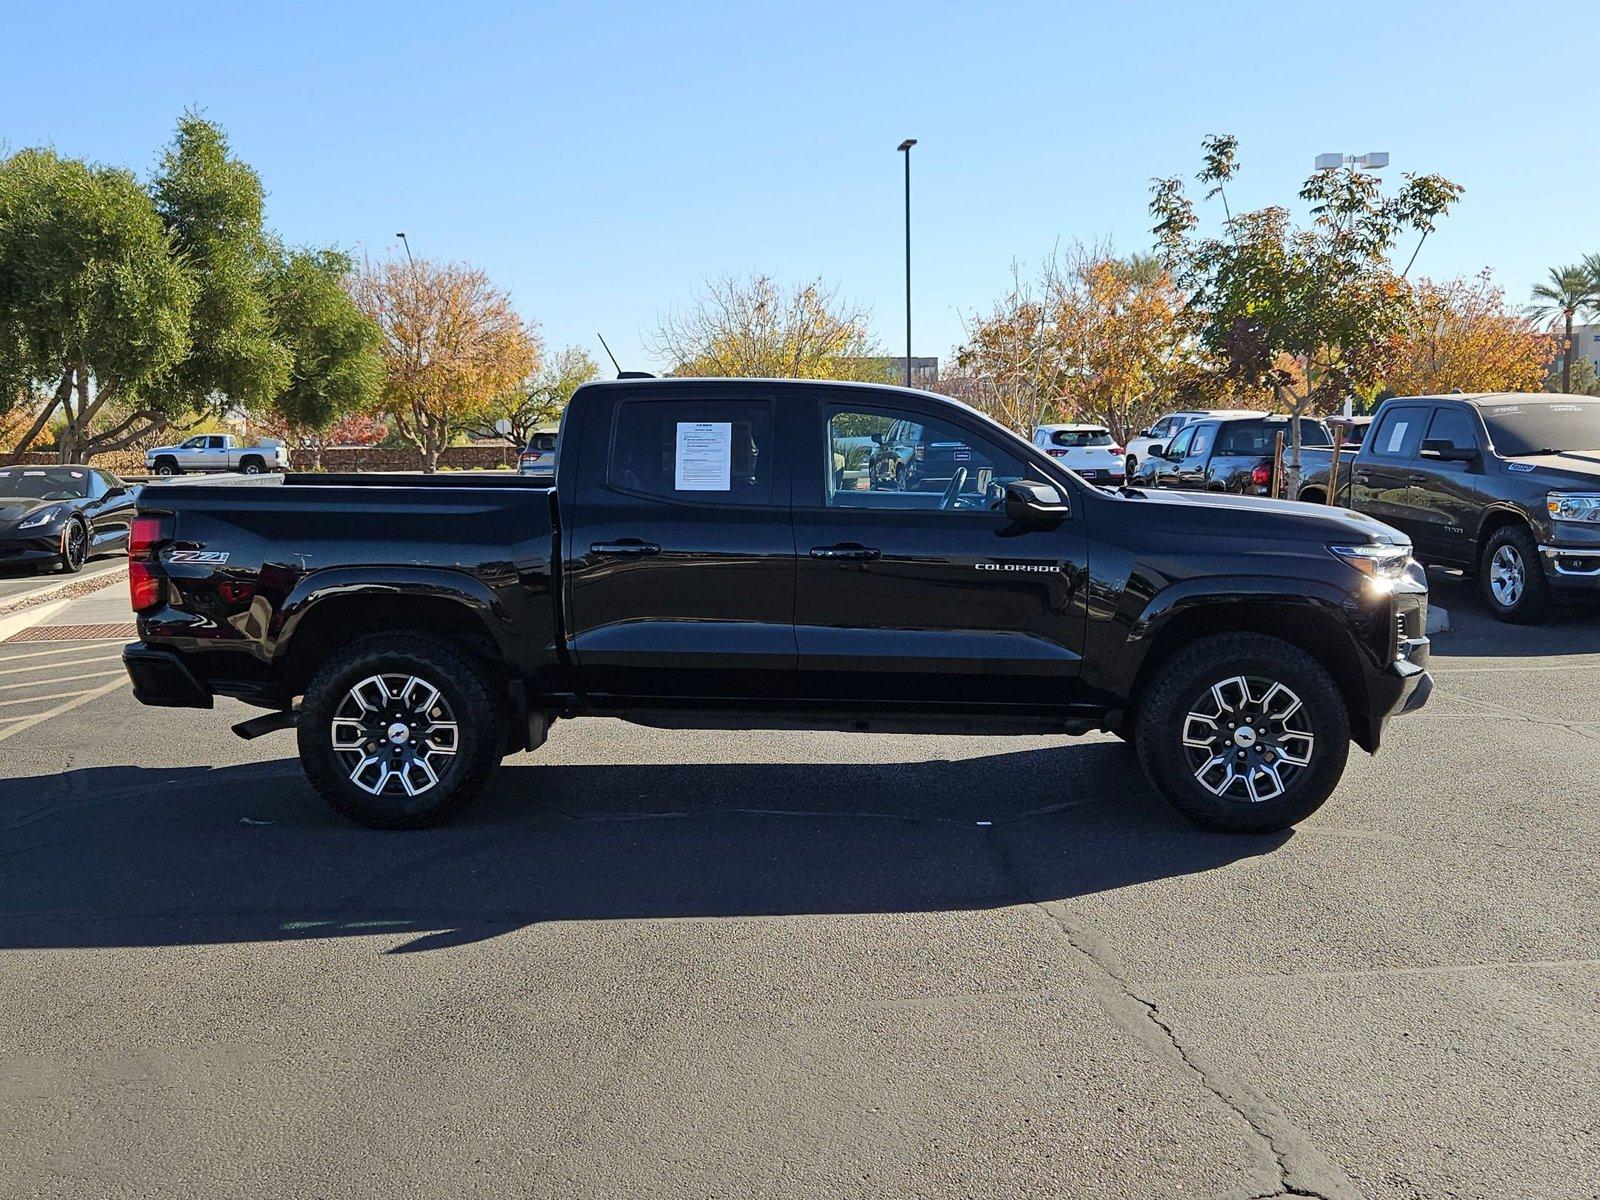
[123,643,213,708]
[1539,544,1600,591]
[0,529,65,563]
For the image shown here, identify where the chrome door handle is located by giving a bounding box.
[810,544,881,560]
[590,540,661,557]
[1406,473,1430,484]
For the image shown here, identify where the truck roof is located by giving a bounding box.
[1388,392,1595,408]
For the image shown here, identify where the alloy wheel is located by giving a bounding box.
[330,673,460,797]
[1489,545,1525,608]
[1180,675,1315,803]
[63,521,87,570]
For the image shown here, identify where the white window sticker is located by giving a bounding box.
[1385,421,1410,454]
[674,422,732,491]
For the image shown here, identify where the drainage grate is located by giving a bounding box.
[5,622,139,643]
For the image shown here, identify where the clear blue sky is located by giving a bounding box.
[4,1,1595,372]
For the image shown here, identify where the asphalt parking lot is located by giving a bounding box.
[0,571,1596,1199]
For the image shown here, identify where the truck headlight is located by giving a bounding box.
[18,505,63,529]
[1329,542,1413,579]
[1547,493,1600,524]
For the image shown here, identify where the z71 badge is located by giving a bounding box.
[166,550,230,565]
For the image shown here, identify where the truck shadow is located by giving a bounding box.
[0,747,1288,954]
[1426,570,1600,658]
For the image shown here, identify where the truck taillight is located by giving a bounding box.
[128,514,170,614]
[129,514,165,557]
[1252,465,1271,487]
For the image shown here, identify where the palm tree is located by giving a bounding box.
[1530,264,1600,394]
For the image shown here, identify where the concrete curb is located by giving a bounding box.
[0,562,127,619]
[0,596,74,642]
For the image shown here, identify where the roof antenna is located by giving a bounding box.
[597,334,623,376]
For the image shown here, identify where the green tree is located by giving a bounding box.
[140,113,291,451]
[475,345,599,449]
[1151,135,1462,494]
[1529,264,1600,395]
[261,247,383,468]
[0,148,195,463]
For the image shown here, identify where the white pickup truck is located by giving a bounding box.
[145,435,289,476]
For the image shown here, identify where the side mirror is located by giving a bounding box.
[1146,443,1165,459]
[103,486,127,500]
[1420,439,1478,464]
[1004,479,1069,526]
[871,432,887,445]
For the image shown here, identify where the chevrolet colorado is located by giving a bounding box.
[122,377,1432,832]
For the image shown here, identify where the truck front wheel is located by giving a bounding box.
[298,634,504,829]
[1134,633,1350,833]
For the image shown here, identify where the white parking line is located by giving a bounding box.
[0,676,128,745]
[0,688,98,708]
[0,667,125,693]
[0,652,121,677]
[0,642,116,663]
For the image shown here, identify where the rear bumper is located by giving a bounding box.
[122,643,213,708]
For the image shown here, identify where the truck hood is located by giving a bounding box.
[145,445,182,456]
[1117,485,1408,545]
[1501,450,1600,488]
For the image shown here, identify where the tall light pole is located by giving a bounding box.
[395,231,414,264]
[897,139,917,388]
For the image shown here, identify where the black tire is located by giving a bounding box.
[59,517,88,573]
[153,457,179,476]
[297,634,504,829]
[1478,523,1550,624]
[1134,633,1350,833]
[1125,454,1138,477]
[1298,488,1325,505]
[239,456,264,475]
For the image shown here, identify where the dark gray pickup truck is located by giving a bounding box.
[1326,392,1600,622]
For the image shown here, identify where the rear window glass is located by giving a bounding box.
[609,399,773,505]
[1049,428,1114,447]
[1481,400,1600,457]
[1214,419,1331,455]
[525,434,556,452]
[1368,407,1428,459]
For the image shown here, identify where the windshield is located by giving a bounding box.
[1049,429,1114,447]
[1481,400,1600,456]
[0,467,89,500]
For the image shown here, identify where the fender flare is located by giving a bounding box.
[272,566,514,666]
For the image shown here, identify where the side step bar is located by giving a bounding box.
[232,710,298,740]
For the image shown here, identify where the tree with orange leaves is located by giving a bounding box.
[1380,273,1554,398]
[351,257,538,472]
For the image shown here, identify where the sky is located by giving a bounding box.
[3,0,1596,373]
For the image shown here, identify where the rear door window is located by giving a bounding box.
[1187,423,1216,459]
[609,399,775,505]
[1368,407,1428,460]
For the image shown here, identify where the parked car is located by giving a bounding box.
[124,377,1431,834]
[867,417,1005,492]
[1327,415,1374,447]
[1030,423,1125,485]
[1323,392,1600,622]
[0,465,138,573]
[145,434,289,476]
[1124,409,1260,478]
[518,430,557,479]
[1132,414,1337,495]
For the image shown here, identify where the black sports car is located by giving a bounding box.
[0,465,139,573]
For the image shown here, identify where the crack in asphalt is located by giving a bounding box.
[982,825,1362,1200]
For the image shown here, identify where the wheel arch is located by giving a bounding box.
[1476,504,1536,564]
[1123,591,1378,751]
[275,572,510,699]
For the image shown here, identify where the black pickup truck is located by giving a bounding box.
[123,377,1431,832]
[1131,414,1342,497]
[1321,392,1600,622]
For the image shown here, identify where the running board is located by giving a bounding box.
[232,710,298,740]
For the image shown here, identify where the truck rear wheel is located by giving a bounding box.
[298,634,503,829]
[1134,633,1350,833]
